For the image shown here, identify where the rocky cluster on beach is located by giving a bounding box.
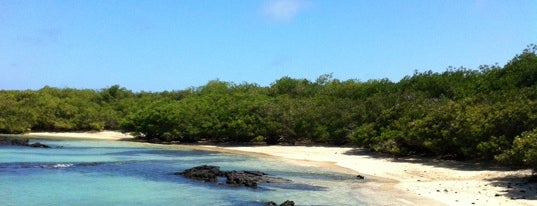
[176,165,290,188]
[0,136,50,148]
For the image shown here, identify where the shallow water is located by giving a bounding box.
[0,139,364,206]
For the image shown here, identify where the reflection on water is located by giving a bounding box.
[0,139,364,206]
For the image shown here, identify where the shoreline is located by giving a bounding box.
[26,131,134,141]
[214,145,535,206]
[195,145,440,206]
[24,131,536,206]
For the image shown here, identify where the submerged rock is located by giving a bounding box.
[0,136,51,148]
[266,200,295,206]
[29,142,51,148]
[225,171,260,187]
[266,201,278,206]
[0,136,29,146]
[280,200,295,206]
[176,165,289,188]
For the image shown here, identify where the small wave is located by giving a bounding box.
[41,163,74,169]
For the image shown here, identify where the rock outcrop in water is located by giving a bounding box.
[0,136,51,148]
[176,165,290,188]
[0,136,29,146]
[177,165,223,183]
[28,142,51,148]
[266,200,295,206]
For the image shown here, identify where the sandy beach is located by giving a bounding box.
[24,131,536,205]
[27,131,134,140]
[215,146,536,206]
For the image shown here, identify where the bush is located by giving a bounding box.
[348,123,378,146]
[497,128,537,173]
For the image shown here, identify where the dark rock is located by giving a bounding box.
[225,170,290,187]
[266,200,294,206]
[244,170,268,176]
[356,175,365,180]
[176,165,223,182]
[177,165,290,188]
[0,136,29,146]
[280,200,295,206]
[265,201,278,206]
[0,136,51,148]
[29,142,51,148]
[225,171,259,188]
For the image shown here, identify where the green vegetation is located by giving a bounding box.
[1,45,536,171]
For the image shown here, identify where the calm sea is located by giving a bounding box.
[0,139,364,206]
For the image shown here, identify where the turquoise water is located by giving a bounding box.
[0,139,364,206]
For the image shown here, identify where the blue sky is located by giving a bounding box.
[1,0,536,91]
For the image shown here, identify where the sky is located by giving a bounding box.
[1,0,536,92]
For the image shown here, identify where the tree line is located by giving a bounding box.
[1,45,536,172]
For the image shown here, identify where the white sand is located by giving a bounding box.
[213,146,536,206]
[27,131,134,140]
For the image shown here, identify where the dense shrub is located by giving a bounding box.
[497,128,537,173]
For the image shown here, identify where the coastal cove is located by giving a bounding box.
[3,2,535,205]
[1,133,395,206]
[1,131,531,205]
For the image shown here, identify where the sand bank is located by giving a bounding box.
[27,131,134,140]
[212,146,536,206]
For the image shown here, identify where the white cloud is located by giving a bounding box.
[262,0,310,22]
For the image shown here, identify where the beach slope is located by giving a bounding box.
[218,146,535,206]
